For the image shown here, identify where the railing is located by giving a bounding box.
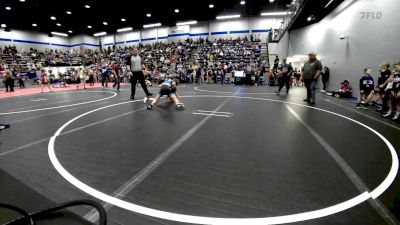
[269,0,306,42]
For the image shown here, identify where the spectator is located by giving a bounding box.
[77,67,87,89]
[245,63,254,85]
[273,55,279,69]
[100,66,109,88]
[16,69,25,88]
[332,80,352,98]
[269,68,277,86]
[356,68,374,109]
[321,66,330,92]
[381,62,400,120]
[3,70,14,92]
[40,69,52,93]
[372,63,391,112]
[301,52,322,105]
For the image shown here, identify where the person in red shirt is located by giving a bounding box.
[112,62,121,91]
[333,80,352,98]
[40,69,52,93]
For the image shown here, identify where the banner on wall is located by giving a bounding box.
[171,25,190,34]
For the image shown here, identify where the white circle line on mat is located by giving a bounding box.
[0,91,118,115]
[48,95,398,225]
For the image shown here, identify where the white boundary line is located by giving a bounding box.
[286,104,398,224]
[0,91,117,115]
[84,98,233,222]
[324,98,400,131]
[48,95,399,225]
[192,112,232,118]
[195,110,233,115]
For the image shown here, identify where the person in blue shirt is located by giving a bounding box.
[356,68,374,109]
[147,76,184,110]
[100,66,109,88]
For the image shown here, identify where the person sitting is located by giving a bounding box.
[146,76,184,110]
[356,68,374,109]
[332,80,352,98]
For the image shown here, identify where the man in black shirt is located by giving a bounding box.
[321,67,330,92]
[301,52,323,104]
[273,55,279,70]
[372,63,391,112]
[275,59,293,95]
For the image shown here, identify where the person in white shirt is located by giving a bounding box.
[127,47,153,100]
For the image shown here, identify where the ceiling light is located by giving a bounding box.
[94,32,107,37]
[269,0,275,2]
[175,9,179,13]
[325,0,335,8]
[307,16,313,21]
[176,20,198,26]
[1,24,7,28]
[209,4,214,8]
[240,1,246,5]
[103,22,108,25]
[5,6,11,10]
[56,23,62,26]
[87,25,92,29]
[32,23,37,27]
[143,23,161,28]
[117,27,133,32]
[66,11,72,14]
[68,30,73,33]
[51,32,68,37]
[261,12,291,16]
[146,13,151,17]
[121,18,126,22]
[51,16,56,20]
[85,5,90,8]
[216,14,241,20]
[20,0,25,2]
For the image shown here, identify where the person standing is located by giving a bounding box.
[273,55,279,70]
[373,63,391,112]
[112,62,121,91]
[88,67,95,86]
[301,52,322,104]
[321,67,330,92]
[40,69,52,93]
[4,70,14,92]
[275,59,294,95]
[100,66,109,88]
[77,68,86,89]
[245,63,254,86]
[16,68,25,88]
[128,48,152,100]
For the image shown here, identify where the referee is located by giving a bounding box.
[127,47,153,100]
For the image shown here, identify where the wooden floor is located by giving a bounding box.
[0,84,399,225]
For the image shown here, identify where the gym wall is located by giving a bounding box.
[287,0,400,93]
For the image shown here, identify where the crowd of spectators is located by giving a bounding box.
[1,37,270,89]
